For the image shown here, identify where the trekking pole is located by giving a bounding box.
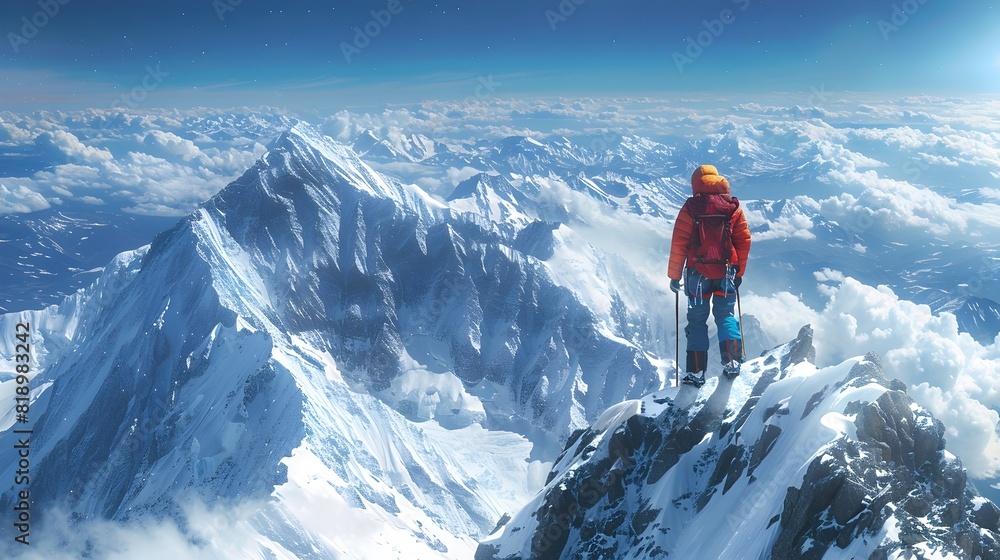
[736,284,746,361]
[675,285,680,387]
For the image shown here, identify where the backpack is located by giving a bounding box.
[686,193,739,279]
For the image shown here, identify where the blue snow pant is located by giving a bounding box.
[685,267,742,372]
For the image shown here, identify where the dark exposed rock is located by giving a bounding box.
[513,220,559,260]
[780,324,816,370]
[747,424,782,478]
[647,381,734,484]
[774,386,1000,560]
[800,384,829,419]
[904,496,931,517]
[474,543,502,560]
[762,401,789,422]
[974,499,1000,532]
[488,513,512,536]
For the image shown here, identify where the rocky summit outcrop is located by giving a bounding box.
[478,326,1000,560]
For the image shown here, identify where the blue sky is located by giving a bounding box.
[0,0,997,110]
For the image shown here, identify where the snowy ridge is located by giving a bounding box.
[478,326,1000,559]
[351,129,440,163]
[0,245,147,394]
[446,172,532,232]
[275,124,408,203]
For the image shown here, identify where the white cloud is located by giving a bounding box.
[37,129,114,165]
[0,109,288,217]
[742,291,821,345]
[445,166,482,186]
[4,498,274,560]
[816,164,1000,239]
[142,130,210,164]
[0,120,31,143]
[78,196,106,206]
[744,203,816,241]
[0,184,49,213]
[813,268,845,283]
[981,187,1000,200]
[795,278,1000,478]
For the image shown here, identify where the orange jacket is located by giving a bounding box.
[668,165,751,280]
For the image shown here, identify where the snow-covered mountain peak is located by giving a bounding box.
[0,117,671,559]
[446,172,532,231]
[351,128,440,162]
[258,122,407,203]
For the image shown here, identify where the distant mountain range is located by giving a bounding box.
[2,119,998,558]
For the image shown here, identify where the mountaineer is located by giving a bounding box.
[668,165,751,387]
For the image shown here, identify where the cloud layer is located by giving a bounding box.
[0,109,288,216]
[750,277,1000,478]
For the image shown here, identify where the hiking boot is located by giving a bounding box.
[686,350,708,375]
[720,340,744,364]
[722,361,741,379]
[682,372,706,387]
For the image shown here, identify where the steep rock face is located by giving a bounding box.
[203,125,661,436]
[477,326,1000,560]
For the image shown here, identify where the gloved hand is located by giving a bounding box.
[733,276,742,289]
[670,279,681,294]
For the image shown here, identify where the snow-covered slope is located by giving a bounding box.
[0,123,664,558]
[478,326,1000,559]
